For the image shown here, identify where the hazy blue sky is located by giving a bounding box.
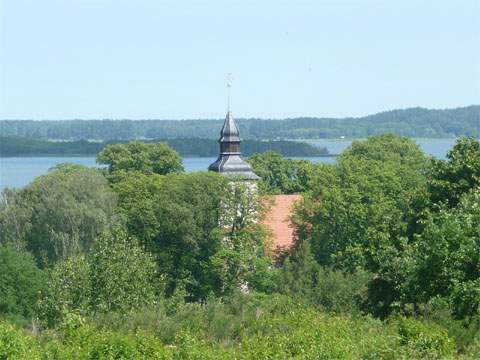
[0,0,479,119]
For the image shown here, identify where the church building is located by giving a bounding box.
[208,110,299,255]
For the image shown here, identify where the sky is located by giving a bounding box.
[0,0,479,120]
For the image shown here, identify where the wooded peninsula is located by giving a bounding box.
[0,137,328,157]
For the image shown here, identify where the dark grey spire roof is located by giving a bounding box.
[219,111,240,142]
[208,154,260,180]
[208,111,260,181]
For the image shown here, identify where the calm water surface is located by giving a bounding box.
[303,138,457,157]
[0,138,458,190]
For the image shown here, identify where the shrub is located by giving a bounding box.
[38,313,172,359]
[0,302,462,360]
[0,321,41,359]
[0,246,46,323]
[395,317,456,359]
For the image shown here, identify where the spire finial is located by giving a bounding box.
[227,73,232,112]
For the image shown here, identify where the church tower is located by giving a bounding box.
[208,111,259,180]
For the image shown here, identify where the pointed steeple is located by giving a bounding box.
[208,111,259,180]
[220,111,240,144]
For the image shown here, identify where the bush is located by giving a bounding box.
[395,317,456,359]
[35,313,171,359]
[0,300,463,360]
[0,246,46,323]
[0,321,41,359]
[89,294,460,359]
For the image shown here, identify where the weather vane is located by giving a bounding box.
[227,73,233,112]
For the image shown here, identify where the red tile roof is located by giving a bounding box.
[262,194,302,255]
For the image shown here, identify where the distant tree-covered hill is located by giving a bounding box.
[0,137,328,157]
[1,106,478,140]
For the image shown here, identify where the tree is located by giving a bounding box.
[110,171,226,299]
[88,228,160,313]
[0,188,32,251]
[295,135,429,317]
[0,164,119,267]
[428,137,480,208]
[0,246,46,321]
[279,241,322,302]
[221,181,262,235]
[247,151,316,194]
[97,140,184,176]
[110,171,165,251]
[37,255,91,326]
[110,171,274,300]
[411,190,480,320]
[279,241,369,313]
[38,228,159,325]
[302,135,429,270]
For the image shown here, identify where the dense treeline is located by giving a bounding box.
[0,137,328,157]
[1,105,479,140]
[0,137,479,358]
[253,135,480,322]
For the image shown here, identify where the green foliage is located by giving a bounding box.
[0,189,34,250]
[44,313,171,359]
[296,135,430,317]
[109,171,164,249]
[421,301,480,355]
[0,321,41,359]
[248,151,317,194]
[411,191,480,320]
[0,246,46,322]
[428,137,480,208]
[293,135,480,323]
[126,172,226,299]
[211,227,276,296]
[97,140,184,175]
[3,133,480,358]
[1,294,467,359]
[111,171,274,300]
[0,164,118,267]
[395,317,456,359]
[38,229,159,326]
[0,137,105,156]
[90,294,451,358]
[220,181,262,233]
[302,134,428,270]
[88,228,159,313]
[37,255,90,327]
[279,241,369,314]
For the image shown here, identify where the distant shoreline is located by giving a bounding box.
[1,106,478,140]
[0,137,329,158]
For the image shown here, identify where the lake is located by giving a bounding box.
[0,138,458,190]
